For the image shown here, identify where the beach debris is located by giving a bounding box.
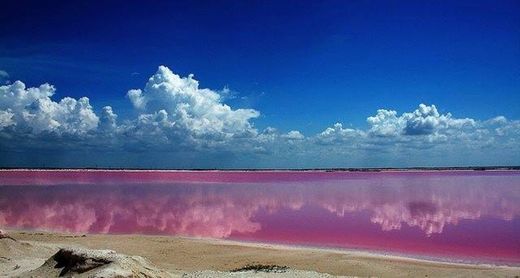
[231,264,289,273]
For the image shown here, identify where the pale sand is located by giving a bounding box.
[1,230,519,277]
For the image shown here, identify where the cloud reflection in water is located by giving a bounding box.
[0,171,519,262]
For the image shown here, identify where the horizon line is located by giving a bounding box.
[1,166,519,172]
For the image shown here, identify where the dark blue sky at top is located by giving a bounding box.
[1,0,519,134]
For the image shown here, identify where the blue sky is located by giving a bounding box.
[0,0,519,168]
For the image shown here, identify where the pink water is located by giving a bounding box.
[0,170,519,264]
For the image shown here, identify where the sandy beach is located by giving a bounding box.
[1,230,519,277]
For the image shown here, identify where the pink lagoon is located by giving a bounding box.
[1,170,519,265]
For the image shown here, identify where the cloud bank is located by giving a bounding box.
[0,66,519,168]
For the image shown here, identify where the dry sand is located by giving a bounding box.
[1,230,519,277]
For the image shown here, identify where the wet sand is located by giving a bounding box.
[1,230,519,277]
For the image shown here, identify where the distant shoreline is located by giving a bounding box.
[1,166,519,172]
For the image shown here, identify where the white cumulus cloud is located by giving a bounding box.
[367,109,401,137]
[317,123,364,144]
[99,106,118,131]
[366,104,475,137]
[0,81,98,135]
[282,130,305,140]
[127,66,260,141]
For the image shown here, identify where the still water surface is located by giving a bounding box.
[0,170,519,264]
